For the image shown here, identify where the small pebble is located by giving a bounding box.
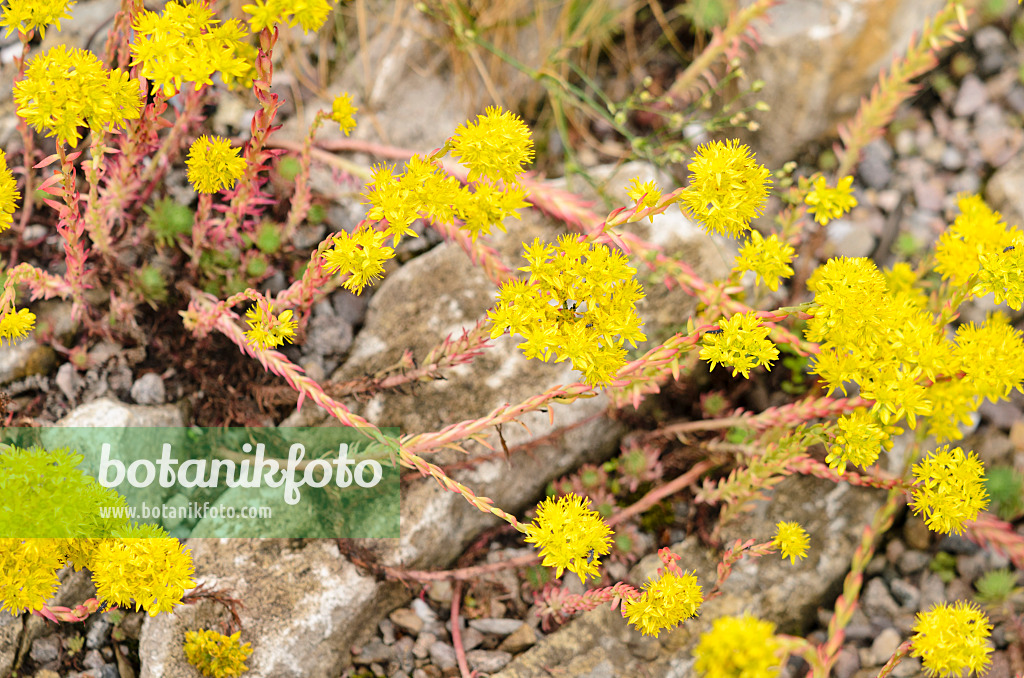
[130,372,165,405]
[466,649,512,673]
[411,598,439,626]
[352,637,394,665]
[379,618,396,645]
[428,641,457,671]
[467,618,523,636]
[30,636,60,664]
[412,632,436,659]
[498,623,537,654]
[869,627,902,666]
[390,607,424,636]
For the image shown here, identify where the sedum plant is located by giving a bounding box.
[0,0,1020,676]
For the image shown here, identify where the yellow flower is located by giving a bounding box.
[625,177,661,222]
[524,493,613,584]
[130,1,255,97]
[623,570,703,637]
[0,149,20,233]
[186,135,247,194]
[0,307,35,346]
[826,408,889,475]
[0,0,75,39]
[184,629,252,678]
[772,521,809,564]
[13,45,143,147]
[804,175,857,225]
[331,92,358,136]
[680,139,771,238]
[0,538,64,614]
[90,533,195,616]
[489,235,645,387]
[699,311,779,379]
[449,106,535,184]
[243,303,298,350]
[322,226,395,294]
[910,446,989,535]
[734,231,795,292]
[910,601,992,677]
[242,0,332,33]
[694,614,783,678]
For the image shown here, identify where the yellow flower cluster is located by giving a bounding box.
[90,528,197,616]
[680,139,771,238]
[623,569,703,637]
[243,303,297,350]
[449,106,535,184]
[324,107,533,294]
[523,493,613,583]
[13,45,143,147]
[186,135,247,194]
[242,0,333,34]
[910,445,989,536]
[625,177,661,222]
[699,311,779,379]
[806,195,1024,476]
[0,306,35,347]
[0,0,74,39]
[130,1,256,97]
[489,234,646,386]
[0,149,20,234]
[330,92,358,136]
[772,521,809,564]
[734,231,795,292]
[910,601,992,677]
[826,408,895,475]
[184,629,253,678]
[694,614,783,678]
[803,175,858,226]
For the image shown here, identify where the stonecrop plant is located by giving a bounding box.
[0,0,1020,675]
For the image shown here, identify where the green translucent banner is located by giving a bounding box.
[0,427,400,538]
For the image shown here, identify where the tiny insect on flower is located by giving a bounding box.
[704,328,724,335]
[1004,246,1015,253]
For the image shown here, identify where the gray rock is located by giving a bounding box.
[740,0,948,168]
[411,598,439,627]
[428,641,457,671]
[0,618,21,675]
[834,647,860,678]
[467,650,512,673]
[130,373,166,405]
[892,657,922,677]
[304,313,354,357]
[378,618,396,645]
[412,632,436,659]
[953,74,988,117]
[859,139,894,189]
[85,618,111,650]
[862,578,900,619]
[918,571,946,611]
[352,637,394,665]
[66,666,120,678]
[888,578,920,610]
[83,649,105,669]
[468,619,524,636]
[985,153,1024,227]
[498,624,536,654]
[30,635,60,664]
[869,628,902,667]
[459,628,484,652]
